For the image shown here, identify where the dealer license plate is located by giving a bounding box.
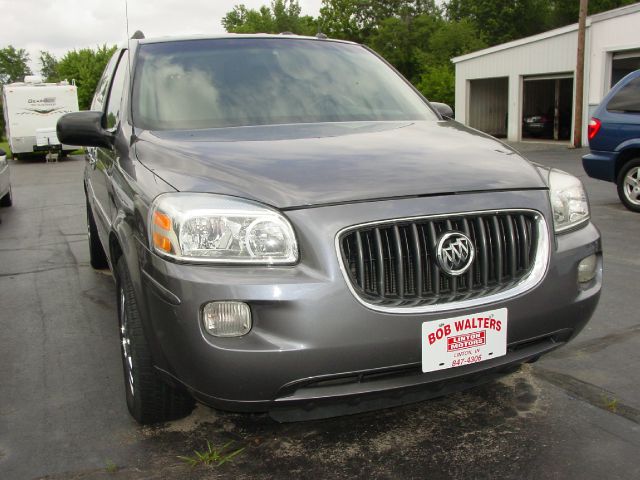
[421,308,508,373]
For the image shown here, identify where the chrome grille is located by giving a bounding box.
[339,210,543,309]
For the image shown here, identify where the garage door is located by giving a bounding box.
[468,77,508,138]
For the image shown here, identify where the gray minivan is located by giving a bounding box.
[57,34,602,424]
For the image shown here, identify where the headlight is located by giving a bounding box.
[148,193,298,264]
[549,169,589,233]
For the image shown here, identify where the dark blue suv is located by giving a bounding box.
[583,69,640,212]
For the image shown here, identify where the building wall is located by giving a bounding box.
[588,10,640,105]
[454,27,577,142]
[453,6,640,146]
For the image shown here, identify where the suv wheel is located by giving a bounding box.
[116,257,195,424]
[617,158,640,212]
[0,187,12,207]
[86,198,109,269]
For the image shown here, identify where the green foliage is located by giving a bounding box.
[417,63,455,106]
[446,0,554,45]
[222,0,317,35]
[178,440,245,467]
[0,45,32,84]
[0,142,10,156]
[319,0,440,42]
[369,14,441,81]
[549,0,638,27]
[39,51,59,82]
[56,45,117,110]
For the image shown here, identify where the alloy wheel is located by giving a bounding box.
[622,166,640,206]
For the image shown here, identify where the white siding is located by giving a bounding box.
[588,10,640,104]
[453,5,640,146]
[455,30,577,142]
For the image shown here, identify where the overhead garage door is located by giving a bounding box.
[468,77,508,138]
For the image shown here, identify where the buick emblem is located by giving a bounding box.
[436,232,475,276]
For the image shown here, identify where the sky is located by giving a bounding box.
[0,0,324,75]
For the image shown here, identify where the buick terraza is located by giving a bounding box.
[57,34,602,424]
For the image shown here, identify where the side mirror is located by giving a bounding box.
[57,111,114,149]
[0,148,6,157]
[431,102,454,120]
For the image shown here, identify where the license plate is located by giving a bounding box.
[421,308,508,373]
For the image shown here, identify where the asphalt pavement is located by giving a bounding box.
[0,144,638,480]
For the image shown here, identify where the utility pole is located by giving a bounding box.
[573,0,589,148]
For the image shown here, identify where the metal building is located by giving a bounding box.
[451,3,640,146]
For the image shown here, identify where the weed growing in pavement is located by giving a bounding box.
[178,440,245,467]
[604,396,618,413]
[105,459,117,473]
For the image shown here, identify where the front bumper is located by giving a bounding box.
[136,190,602,413]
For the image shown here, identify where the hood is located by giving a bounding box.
[134,120,546,209]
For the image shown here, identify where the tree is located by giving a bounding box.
[222,0,317,35]
[0,45,32,84]
[0,45,32,139]
[445,0,553,46]
[548,0,638,28]
[56,45,117,110]
[319,0,440,43]
[369,14,442,83]
[39,51,59,82]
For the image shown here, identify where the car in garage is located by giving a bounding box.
[0,147,12,208]
[582,69,640,212]
[57,34,603,424]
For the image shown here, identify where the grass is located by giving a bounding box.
[0,141,10,157]
[0,140,82,158]
[178,440,245,468]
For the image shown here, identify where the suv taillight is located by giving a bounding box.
[588,118,601,140]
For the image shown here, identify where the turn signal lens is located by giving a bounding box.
[153,212,171,231]
[153,232,172,252]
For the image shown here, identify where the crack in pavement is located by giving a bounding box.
[0,263,89,278]
[532,367,640,425]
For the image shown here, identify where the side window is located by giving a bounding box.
[607,77,640,113]
[91,51,121,111]
[104,52,129,130]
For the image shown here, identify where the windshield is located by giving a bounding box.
[132,38,438,130]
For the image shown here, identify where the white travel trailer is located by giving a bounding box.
[2,76,79,158]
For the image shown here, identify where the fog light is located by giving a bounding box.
[578,254,598,283]
[202,301,251,337]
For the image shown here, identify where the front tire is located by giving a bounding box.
[0,187,12,207]
[116,257,195,424]
[617,158,640,213]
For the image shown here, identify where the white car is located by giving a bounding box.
[0,148,12,207]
